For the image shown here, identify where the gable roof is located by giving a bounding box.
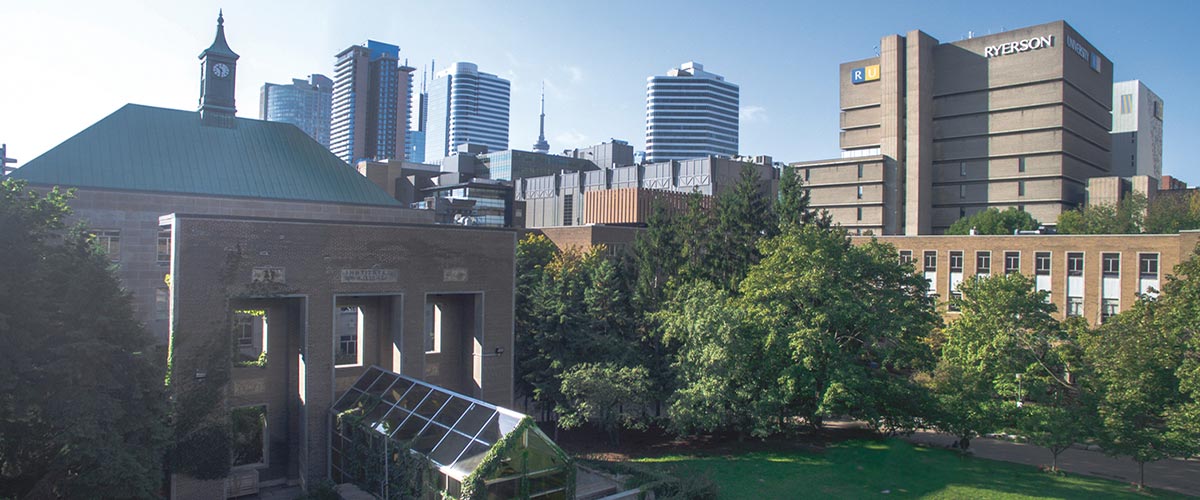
[12,104,401,207]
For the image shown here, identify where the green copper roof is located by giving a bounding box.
[12,104,401,206]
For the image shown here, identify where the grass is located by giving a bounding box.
[629,439,1186,499]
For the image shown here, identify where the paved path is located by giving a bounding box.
[905,430,1200,497]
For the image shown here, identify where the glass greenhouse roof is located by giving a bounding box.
[332,366,528,480]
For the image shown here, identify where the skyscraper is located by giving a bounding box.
[644,61,739,162]
[1111,80,1164,180]
[405,64,431,163]
[425,62,511,161]
[260,74,333,147]
[330,40,414,164]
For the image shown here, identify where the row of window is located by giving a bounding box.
[902,250,1158,277]
[85,227,173,264]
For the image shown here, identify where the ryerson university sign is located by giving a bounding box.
[983,35,1054,58]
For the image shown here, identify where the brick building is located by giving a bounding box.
[855,232,1200,324]
[10,15,519,498]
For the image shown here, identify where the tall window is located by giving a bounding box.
[1102,253,1120,276]
[1004,252,1020,274]
[804,168,810,181]
[856,206,863,221]
[1018,157,1026,173]
[1067,252,1084,275]
[857,186,864,200]
[857,164,864,178]
[959,184,966,199]
[91,230,121,262]
[949,251,964,272]
[1018,181,1026,197]
[1035,252,1051,275]
[959,162,966,177]
[157,227,171,264]
[1139,253,1159,278]
[1101,299,1119,322]
[923,251,937,272]
[562,194,574,226]
[1067,297,1083,317]
[976,251,991,274]
[156,288,169,321]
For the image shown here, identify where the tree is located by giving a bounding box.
[777,166,830,231]
[1145,191,1200,234]
[1056,194,1146,235]
[736,225,939,432]
[935,273,1088,464]
[1080,298,1186,489]
[1148,248,1200,459]
[514,234,559,409]
[0,179,170,498]
[558,363,652,445]
[945,207,1040,235]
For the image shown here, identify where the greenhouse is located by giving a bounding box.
[330,366,573,499]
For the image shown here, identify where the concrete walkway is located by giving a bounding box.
[905,430,1200,497]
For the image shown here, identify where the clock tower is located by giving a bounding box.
[198,11,239,126]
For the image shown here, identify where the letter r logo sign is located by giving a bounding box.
[851,68,866,84]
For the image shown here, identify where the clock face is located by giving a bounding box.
[212,63,230,78]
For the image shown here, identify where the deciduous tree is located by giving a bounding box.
[0,179,170,498]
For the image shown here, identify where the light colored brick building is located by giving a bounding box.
[854,232,1200,324]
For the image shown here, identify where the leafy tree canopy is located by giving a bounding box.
[945,207,1040,235]
[1056,194,1145,235]
[0,179,169,498]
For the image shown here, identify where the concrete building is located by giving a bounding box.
[857,231,1200,326]
[330,40,414,164]
[1111,80,1164,180]
[645,61,739,162]
[564,139,635,171]
[518,155,776,227]
[425,62,511,161]
[259,74,333,147]
[10,15,521,497]
[793,21,1114,235]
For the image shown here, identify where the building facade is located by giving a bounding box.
[856,232,1200,325]
[645,61,739,162]
[425,62,511,162]
[518,155,775,227]
[330,41,414,164]
[14,16,522,498]
[1111,80,1164,180]
[259,74,333,147]
[794,21,1114,235]
[564,139,635,171]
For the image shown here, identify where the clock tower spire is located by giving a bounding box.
[198,10,240,126]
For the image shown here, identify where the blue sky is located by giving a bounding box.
[3,0,1197,183]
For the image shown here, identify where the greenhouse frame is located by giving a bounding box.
[330,366,573,499]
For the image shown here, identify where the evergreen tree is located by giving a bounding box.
[707,164,774,291]
[777,166,829,231]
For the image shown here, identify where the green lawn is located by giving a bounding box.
[631,440,1185,499]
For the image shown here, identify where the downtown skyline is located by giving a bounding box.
[3,0,1197,183]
